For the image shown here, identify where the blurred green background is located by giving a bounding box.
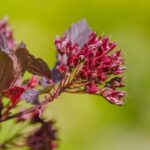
[1,0,150,149]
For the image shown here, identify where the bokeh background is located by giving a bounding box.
[0,0,150,149]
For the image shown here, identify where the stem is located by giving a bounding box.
[0,64,83,123]
[0,79,76,123]
[2,103,13,119]
[0,98,50,123]
[65,90,84,94]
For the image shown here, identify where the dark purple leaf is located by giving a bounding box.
[0,36,28,90]
[0,35,51,92]
[15,42,29,75]
[15,42,51,81]
[7,42,30,87]
[27,54,51,79]
[65,19,92,47]
[0,51,14,91]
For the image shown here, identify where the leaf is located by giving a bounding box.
[0,34,51,94]
[3,86,25,105]
[16,42,51,79]
[0,35,28,90]
[27,54,51,79]
[15,42,29,75]
[2,42,29,87]
[65,19,92,47]
[0,51,14,91]
[20,89,39,104]
[0,34,15,90]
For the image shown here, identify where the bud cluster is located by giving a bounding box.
[54,21,125,105]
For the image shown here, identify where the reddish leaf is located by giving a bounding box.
[3,86,25,105]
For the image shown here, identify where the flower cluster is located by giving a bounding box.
[0,16,16,49]
[54,20,125,105]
